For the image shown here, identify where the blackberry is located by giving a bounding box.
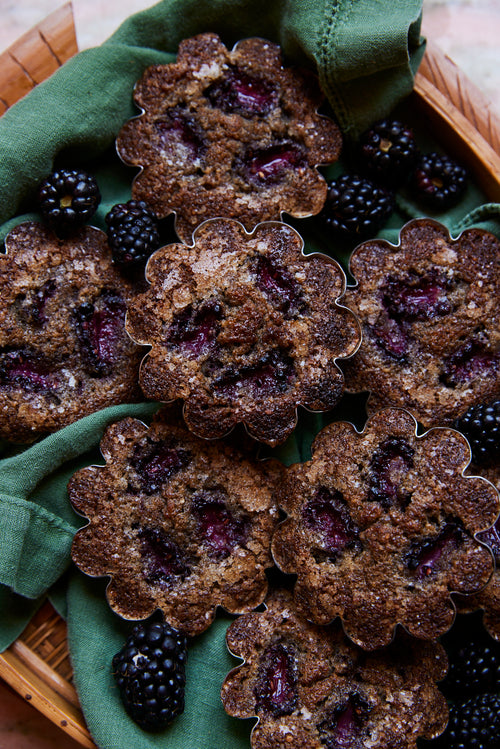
[37,168,101,236]
[454,399,500,467]
[411,152,467,210]
[438,693,500,748]
[358,118,418,186]
[105,200,160,268]
[112,619,187,731]
[443,638,500,696]
[320,174,394,239]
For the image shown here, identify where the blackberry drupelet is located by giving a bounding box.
[358,118,418,186]
[105,199,160,268]
[455,399,500,467]
[112,619,187,731]
[37,168,101,236]
[319,174,394,239]
[437,693,500,749]
[411,152,467,210]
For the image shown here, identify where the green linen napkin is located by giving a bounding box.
[0,1,499,748]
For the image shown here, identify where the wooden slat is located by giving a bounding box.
[418,40,500,155]
[36,2,79,66]
[0,3,77,112]
[0,600,95,746]
[414,41,500,202]
[0,52,34,110]
[0,648,95,748]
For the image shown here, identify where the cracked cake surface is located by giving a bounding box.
[271,408,499,650]
[116,32,342,242]
[0,221,143,442]
[126,217,361,446]
[68,405,283,636]
[342,219,500,428]
[221,588,448,749]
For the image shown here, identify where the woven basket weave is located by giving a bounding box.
[0,5,498,747]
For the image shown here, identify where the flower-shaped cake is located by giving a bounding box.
[116,33,342,242]
[69,406,282,636]
[221,588,448,749]
[271,408,499,650]
[126,218,361,446]
[342,219,500,427]
[0,222,143,442]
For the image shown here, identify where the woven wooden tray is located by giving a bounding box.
[0,6,499,749]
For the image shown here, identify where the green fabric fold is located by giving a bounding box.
[0,403,159,601]
[67,573,253,749]
[317,0,425,137]
[0,495,76,599]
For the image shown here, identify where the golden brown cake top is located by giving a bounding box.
[126,217,361,446]
[0,221,143,442]
[69,405,283,636]
[271,407,499,650]
[221,588,448,749]
[342,218,500,427]
[116,33,342,242]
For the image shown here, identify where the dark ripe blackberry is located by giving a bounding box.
[454,399,500,467]
[443,638,500,696]
[105,200,160,268]
[37,168,101,236]
[112,619,187,731]
[438,693,500,748]
[320,175,394,240]
[358,118,418,186]
[411,152,468,210]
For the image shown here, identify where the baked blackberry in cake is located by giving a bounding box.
[126,218,360,447]
[271,407,498,650]
[342,219,500,428]
[116,33,342,242]
[221,588,448,749]
[68,405,283,636]
[0,222,143,442]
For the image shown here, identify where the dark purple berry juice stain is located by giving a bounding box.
[405,522,464,580]
[367,437,414,510]
[132,441,191,495]
[211,348,295,399]
[0,348,58,392]
[205,67,277,116]
[254,641,298,716]
[372,271,453,360]
[74,291,127,376]
[237,142,306,186]
[154,109,205,163]
[370,316,409,360]
[166,300,223,358]
[191,489,248,560]
[382,272,452,322]
[136,526,191,584]
[440,340,499,388]
[317,693,371,749]
[302,487,361,561]
[254,255,306,317]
